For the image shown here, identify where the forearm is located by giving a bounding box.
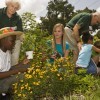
[73,24,81,42]
[0,64,30,79]
[0,69,18,79]
[72,30,80,42]
[93,46,100,53]
[64,50,69,57]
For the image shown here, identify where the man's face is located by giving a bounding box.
[91,15,100,25]
[7,2,19,15]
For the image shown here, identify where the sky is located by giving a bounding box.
[0,0,100,22]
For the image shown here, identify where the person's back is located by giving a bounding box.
[76,44,93,67]
[67,12,91,36]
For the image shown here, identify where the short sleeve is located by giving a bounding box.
[77,16,89,28]
[66,42,70,50]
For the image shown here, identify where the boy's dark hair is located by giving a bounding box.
[82,31,93,43]
[94,41,100,49]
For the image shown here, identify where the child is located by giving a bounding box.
[76,32,100,75]
[94,41,100,67]
[0,28,30,95]
[50,23,70,62]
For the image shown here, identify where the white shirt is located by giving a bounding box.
[0,49,11,72]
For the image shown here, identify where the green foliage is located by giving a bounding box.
[14,29,100,99]
[20,28,51,60]
[40,0,74,34]
[40,0,96,34]
[96,30,100,39]
[15,13,100,99]
[21,12,36,31]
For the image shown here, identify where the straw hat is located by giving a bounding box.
[0,27,23,39]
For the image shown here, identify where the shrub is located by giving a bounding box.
[13,29,100,100]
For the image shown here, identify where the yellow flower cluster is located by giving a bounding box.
[33,81,40,85]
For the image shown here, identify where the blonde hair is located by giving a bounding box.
[52,23,66,54]
[5,0,21,10]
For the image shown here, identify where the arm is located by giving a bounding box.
[0,59,30,79]
[0,67,27,79]
[64,42,70,57]
[73,24,81,42]
[73,24,82,51]
[92,46,100,53]
[72,15,89,42]
[64,50,69,57]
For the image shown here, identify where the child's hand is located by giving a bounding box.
[51,54,57,60]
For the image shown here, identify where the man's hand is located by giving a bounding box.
[17,67,27,73]
[23,58,30,65]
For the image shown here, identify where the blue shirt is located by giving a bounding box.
[76,44,93,68]
[56,42,70,57]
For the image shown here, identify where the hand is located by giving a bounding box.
[18,67,27,73]
[22,58,30,64]
[51,54,57,60]
[77,42,82,51]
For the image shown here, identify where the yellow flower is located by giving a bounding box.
[25,83,28,88]
[57,74,60,76]
[20,80,23,82]
[28,87,31,91]
[40,75,43,78]
[59,77,63,80]
[30,91,33,94]
[36,69,40,73]
[18,94,21,97]
[32,71,35,75]
[28,75,32,79]
[14,90,17,93]
[23,94,26,97]
[21,86,24,90]
[33,81,40,86]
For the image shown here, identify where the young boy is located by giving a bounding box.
[0,28,30,95]
[76,32,100,75]
[94,41,100,67]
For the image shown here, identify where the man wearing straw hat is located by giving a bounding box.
[0,28,30,96]
[64,12,100,63]
[0,0,23,66]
